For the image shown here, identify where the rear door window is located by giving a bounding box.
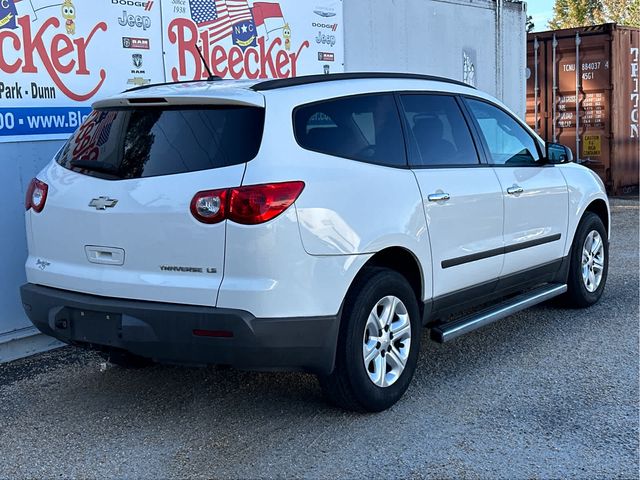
[56,106,265,180]
[399,94,480,167]
[294,94,406,167]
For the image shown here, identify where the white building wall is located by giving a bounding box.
[343,0,527,117]
[501,1,528,118]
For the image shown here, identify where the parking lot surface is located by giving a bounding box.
[1,198,638,479]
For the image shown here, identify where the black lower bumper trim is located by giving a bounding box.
[20,284,338,374]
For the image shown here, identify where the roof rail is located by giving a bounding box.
[251,72,475,91]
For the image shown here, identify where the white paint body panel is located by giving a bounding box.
[26,161,244,306]
[291,158,425,259]
[492,166,569,276]
[24,77,609,322]
[558,164,611,253]
[414,168,504,297]
[217,208,373,318]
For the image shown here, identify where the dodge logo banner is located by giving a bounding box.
[0,0,344,143]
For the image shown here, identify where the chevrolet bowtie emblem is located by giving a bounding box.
[89,197,118,210]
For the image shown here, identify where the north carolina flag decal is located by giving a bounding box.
[251,1,285,38]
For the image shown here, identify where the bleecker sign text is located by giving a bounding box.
[0,0,344,143]
[168,18,309,80]
[0,16,107,101]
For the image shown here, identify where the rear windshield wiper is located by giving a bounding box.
[70,160,119,175]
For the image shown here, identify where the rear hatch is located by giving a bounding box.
[26,89,264,306]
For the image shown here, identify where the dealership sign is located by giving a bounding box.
[0,0,344,143]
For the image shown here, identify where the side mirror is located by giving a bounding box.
[546,142,574,164]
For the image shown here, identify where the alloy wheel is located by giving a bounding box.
[581,230,605,293]
[362,296,412,387]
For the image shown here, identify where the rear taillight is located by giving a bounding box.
[190,181,305,225]
[229,182,305,225]
[25,178,48,213]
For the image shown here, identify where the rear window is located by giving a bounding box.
[293,94,406,167]
[56,106,265,180]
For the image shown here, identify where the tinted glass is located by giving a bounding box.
[56,107,265,180]
[400,94,479,166]
[466,98,541,166]
[294,94,406,167]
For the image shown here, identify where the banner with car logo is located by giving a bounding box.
[162,0,343,82]
[0,0,343,143]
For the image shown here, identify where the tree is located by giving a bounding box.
[600,0,640,26]
[548,0,640,29]
[548,0,603,29]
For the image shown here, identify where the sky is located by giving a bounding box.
[526,0,555,32]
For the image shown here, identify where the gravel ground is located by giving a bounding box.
[1,198,638,479]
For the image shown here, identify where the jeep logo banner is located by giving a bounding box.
[0,0,344,143]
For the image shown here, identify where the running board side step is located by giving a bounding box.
[430,284,567,343]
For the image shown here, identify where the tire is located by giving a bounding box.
[564,212,609,308]
[318,267,421,412]
[98,349,154,369]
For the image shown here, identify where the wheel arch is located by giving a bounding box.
[560,165,610,257]
[342,246,428,325]
[584,198,610,237]
[363,247,424,301]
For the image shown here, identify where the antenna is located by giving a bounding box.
[196,43,217,81]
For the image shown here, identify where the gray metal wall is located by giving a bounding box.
[343,0,527,117]
[0,140,64,361]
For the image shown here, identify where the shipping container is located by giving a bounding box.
[527,24,639,195]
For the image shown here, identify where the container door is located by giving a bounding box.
[526,36,548,139]
[554,32,612,186]
[610,28,640,194]
[527,29,621,190]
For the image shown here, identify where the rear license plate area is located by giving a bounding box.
[67,309,122,346]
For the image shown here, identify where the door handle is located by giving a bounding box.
[507,185,524,195]
[427,192,451,202]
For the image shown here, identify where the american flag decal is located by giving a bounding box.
[71,111,118,160]
[95,111,117,147]
[189,0,254,45]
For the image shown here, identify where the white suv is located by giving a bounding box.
[21,73,609,411]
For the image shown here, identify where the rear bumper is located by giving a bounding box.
[20,284,339,374]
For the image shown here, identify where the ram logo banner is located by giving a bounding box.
[0,0,343,143]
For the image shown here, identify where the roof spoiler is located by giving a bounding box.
[93,89,265,109]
